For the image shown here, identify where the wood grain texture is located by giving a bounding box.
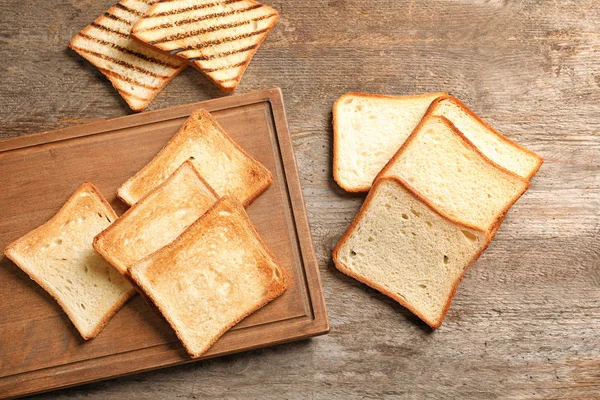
[1,0,599,399]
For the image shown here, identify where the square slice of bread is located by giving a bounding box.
[377,116,530,233]
[131,0,279,92]
[94,161,218,275]
[4,183,135,340]
[333,92,447,192]
[69,0,187,111]
[333,177,490,328]
[427,96,543,180]
[117,108,272,207]
[129,196,291,358]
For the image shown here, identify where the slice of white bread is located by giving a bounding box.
[117,109,272,207]
[4,183,135,340]
[131,0,279,92]
[427,96,543,180]
[94,161,218,275]
[333,92,447,192]
[69,0,187,111]
[332,177,490,328]
[129,196,291,358]
[377,116,530,233]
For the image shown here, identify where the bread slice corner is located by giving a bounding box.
[332,92,447,193]
[4,182,135,340]
[332,176,490,329]
[129,196,290,358]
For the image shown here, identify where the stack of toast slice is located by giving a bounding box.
[333,92,542,328]
[70,0,280,111]
[5,109,288,356]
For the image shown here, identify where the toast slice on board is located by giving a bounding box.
[427,96,543,180]
[332,177,490,329]
[377,116,530,233]
[129,196,291,358]
[94,161,218,275]
[69,0,187,111]
[131,0,279,92]
[117,108,272,207]
[4,183,135,340]
[333,92,447,192]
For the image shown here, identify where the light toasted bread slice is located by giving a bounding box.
[117,108,272,207]
[377,116,530,233]
[129,196,291,358]
[4,183,135,340]
[333,177,490,329]
[94,161,218,275]
[69,0,187,111]
[333,92,447,192]
[427,96,543,180]
[131,0,279,92]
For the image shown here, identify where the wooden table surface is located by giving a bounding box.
[1,0,599,399]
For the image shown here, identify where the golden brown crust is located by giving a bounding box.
[95,160,218,275]
[129,196,290,358]
[331,177,491,329]
[4,182,135,340]
[376,115,530,233]
[130,1,280,93]
[68,2,187,112]
[116,108,272,207]
[332,92,448,193]
[424,95,544,180]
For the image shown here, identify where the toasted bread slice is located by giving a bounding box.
[117,108,272,207]
[333,177,490,328]
[94,161,218,275]
[69,0,187,111]
[333,92,447,192]
[4,183,135,340]
[129,196,291,358]
[131,0,279,92]
[427,96,543,180]
[377,116,530,233]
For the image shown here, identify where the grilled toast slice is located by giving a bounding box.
[4,183,135,340]
[131,0,279,92]
[333,92,447,192]
[69,0,187,111]
[427,96,543,180]
[117,108,272,207]
[333,177,490,329]
[94,161,218,275]
[129,196,291,358]
[377,116,530,233]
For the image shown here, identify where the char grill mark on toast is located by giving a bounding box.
[201,60,247,73]
[103,12,131,24]
[71,45,173,80]
[149,13,275,45]
[169,28,270,53]
[100,68,161,90]
[90,22,129,39]
[135,4,263,32]
[188,43,257,61]
[148,0,242,18]
[115,3,145,16]
[77,33,182,69]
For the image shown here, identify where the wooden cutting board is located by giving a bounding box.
[0,87,329,399]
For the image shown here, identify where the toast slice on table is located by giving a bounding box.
[94,161,218,275]
[4,183,135,340]
[117,108,272,207]
[131,0,279,92]
[333,92,447,192]
[333,177,490,329]
[427,96,543,180]
[69,0,187,111]
[129,196,291,358]
[377,116,530,234]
